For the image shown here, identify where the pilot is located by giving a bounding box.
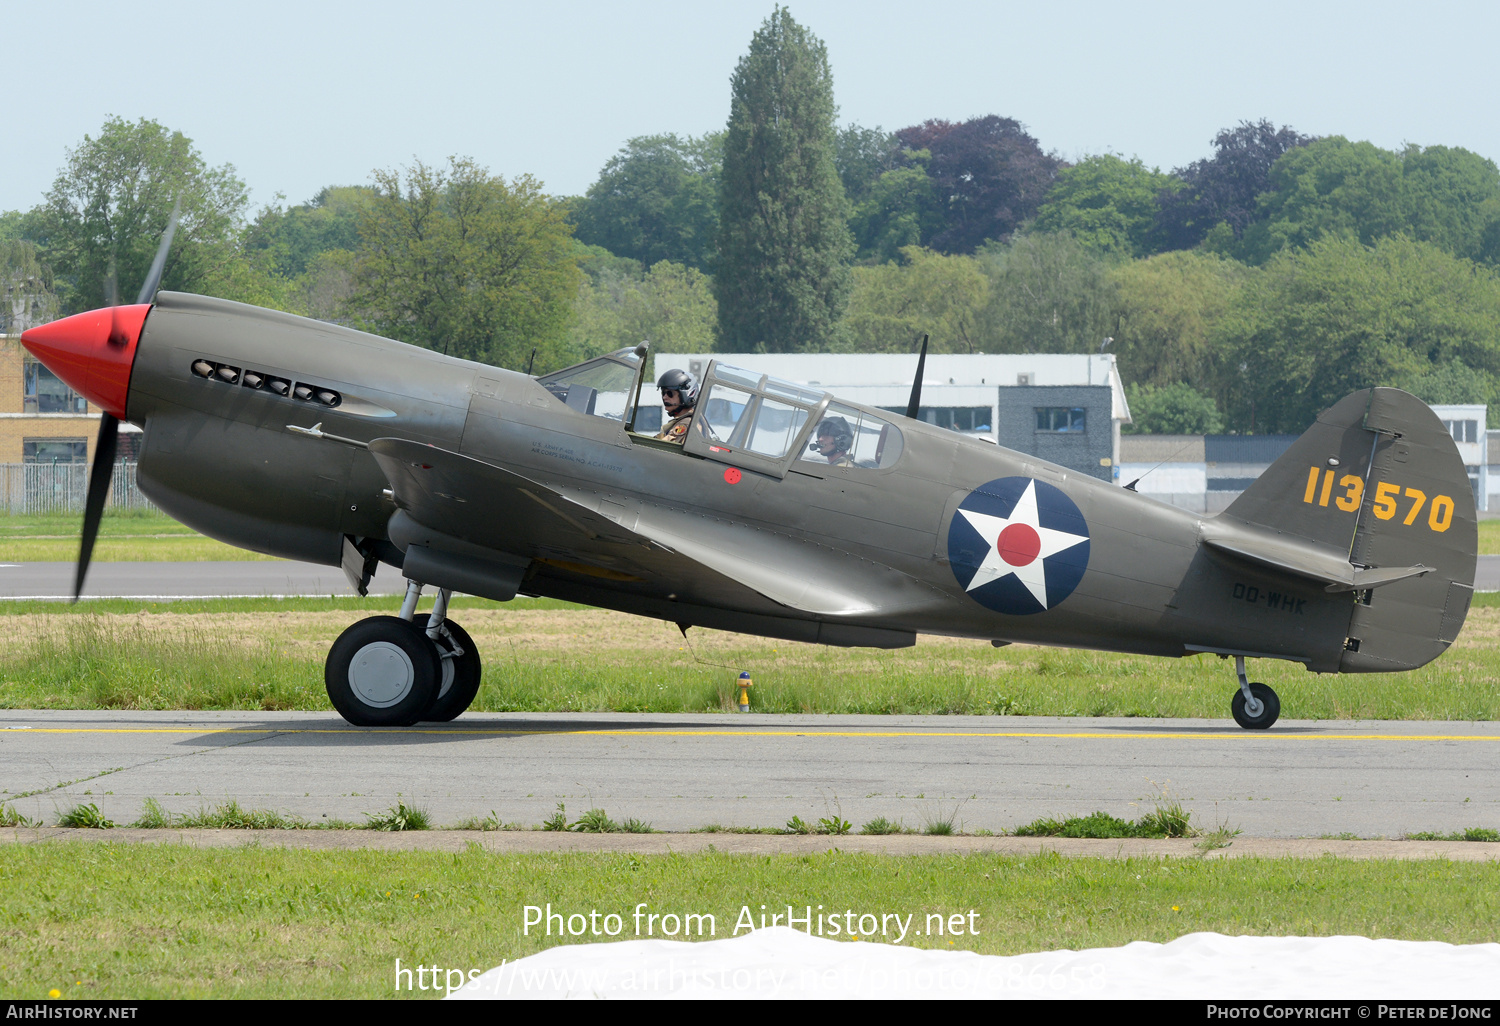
[809,416,855,466]
[654,368,700,444]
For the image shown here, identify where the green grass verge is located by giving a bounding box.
[2,601,1498,719]
[1404,828,1500,842]
[1014,807,1194,839]
[2,846,1497,999]
[0,511,273,562]
[0,511,197,537]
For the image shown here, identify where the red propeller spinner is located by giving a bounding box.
[19,304,150,420]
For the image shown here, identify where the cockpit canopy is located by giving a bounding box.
[535,351,902,476]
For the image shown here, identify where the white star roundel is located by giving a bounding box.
[947,477,1090,615]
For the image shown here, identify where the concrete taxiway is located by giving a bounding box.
[2,711,1497,838]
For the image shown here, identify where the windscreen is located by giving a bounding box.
[536,350,640,421]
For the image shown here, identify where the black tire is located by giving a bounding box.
[422,619,483,722]
[1231,681,1281,730]
[325,616,441,726]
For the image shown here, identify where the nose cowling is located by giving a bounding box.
[20,305,150,420]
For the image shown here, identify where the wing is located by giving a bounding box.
[367,438,941,619]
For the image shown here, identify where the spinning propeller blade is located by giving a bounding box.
[136,199,180,306]
[70,201,178,599]
[75,413,119,601]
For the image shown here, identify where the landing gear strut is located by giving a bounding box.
[324,579,484,726]
[1230,655,1280,730]
[419,586,483,722]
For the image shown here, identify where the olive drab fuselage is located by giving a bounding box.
[122,293,1477,677]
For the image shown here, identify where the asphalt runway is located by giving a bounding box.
[3,555,1499,600]
[3,711,1497,838]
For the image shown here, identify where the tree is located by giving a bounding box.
[567,259,718,366]
[0,239,58,332]
[1400,145,1500,261]
[1155,119,1313,250]
[1108,249,1251,392]
[1212,235,1500,432]
[1123,382,1224,434]
[1402,359,1495,406]
[849,154,943,264]
[715,7,854,352]
[570,134,721,271]
[1237,138,1407,263]
[245,186,373,278]
[895,115,1061,254]
[1033,155,1181,257]
[23,117,249,313]
[349,157,581,370]
[975,232,1116,354]
[1237,139,1500,264]
[835,124,902,205]
[841,246,989,353]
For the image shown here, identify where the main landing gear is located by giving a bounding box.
[1230,655,1280,730]
[325,581,484,726]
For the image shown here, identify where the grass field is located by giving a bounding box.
[0,512,276,562]
[1,845,1496,999]
[0,593,1497,719]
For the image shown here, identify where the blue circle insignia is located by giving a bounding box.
[946,476,1090,615]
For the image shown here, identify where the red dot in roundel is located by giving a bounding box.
[997,523,1041,566]
[724,467,742,485]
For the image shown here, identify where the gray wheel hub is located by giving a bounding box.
[348,641,416,709]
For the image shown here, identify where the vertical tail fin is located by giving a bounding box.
[1222,388,1477,672]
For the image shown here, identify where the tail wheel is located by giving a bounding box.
[423,619,483,722]
[1232,681,1281,730]
[326,615,440,726]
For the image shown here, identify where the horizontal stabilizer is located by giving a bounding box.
[1200,520,1430,592]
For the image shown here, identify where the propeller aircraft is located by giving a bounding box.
[19,235,1477,730]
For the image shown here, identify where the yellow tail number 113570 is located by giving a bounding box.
[1302,467,1453,532]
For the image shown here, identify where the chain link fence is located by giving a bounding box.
[0,462,156,515]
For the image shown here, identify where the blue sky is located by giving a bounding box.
[7,0,1497,214]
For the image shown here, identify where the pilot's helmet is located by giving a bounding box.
[657,368,699,411]
[817,416,854,452]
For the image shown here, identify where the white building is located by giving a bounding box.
[1432,404,1487,511]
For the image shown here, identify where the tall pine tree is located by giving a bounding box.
[715,8,853,352]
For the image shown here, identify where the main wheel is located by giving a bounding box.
[325,616,441,726]
[422,619,483,722]
[1231,681,1281,730]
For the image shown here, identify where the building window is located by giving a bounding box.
[23,438,88,463]
[1035,407,1086,433]
[879,406,992,434]
[24,358,88,414]
[1443,419,1478,444]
